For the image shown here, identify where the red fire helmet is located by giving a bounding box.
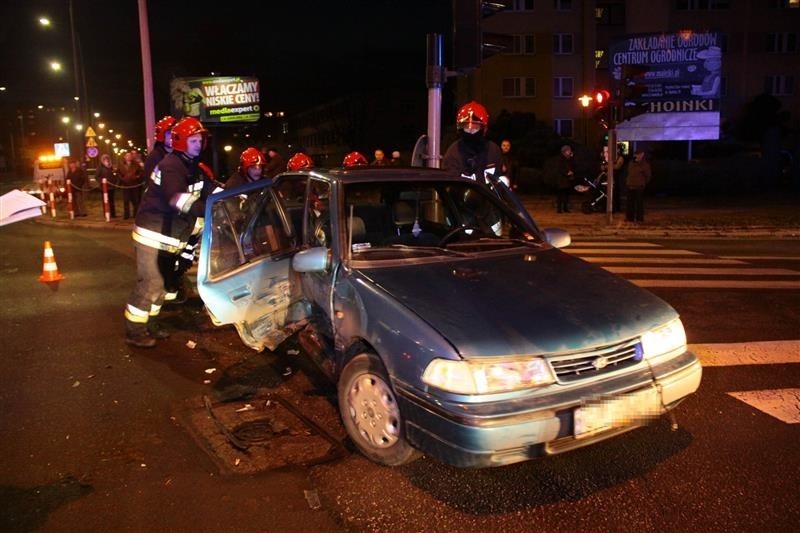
[287,152,314,171]
[342,151,368,168]
[170,117,208,153]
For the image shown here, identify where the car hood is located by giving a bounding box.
[360,249,677,358]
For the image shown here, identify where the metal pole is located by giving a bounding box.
[426,34,444,169]
[606,129,616,224]
[138,0,156,150]
[68,0,81,119]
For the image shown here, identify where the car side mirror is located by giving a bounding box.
[543,228,571,248]
[292,246,330,272]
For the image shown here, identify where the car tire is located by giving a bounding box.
[338,352,420,466]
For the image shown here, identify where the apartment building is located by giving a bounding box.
[458,0,799,145]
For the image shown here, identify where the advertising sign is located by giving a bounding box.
[170,76,261,124]
[609,31,722,141]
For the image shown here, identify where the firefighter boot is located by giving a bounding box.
[147,318,171,340]
[125,321,157,348]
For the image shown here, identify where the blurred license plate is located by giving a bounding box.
[574,386,660,439]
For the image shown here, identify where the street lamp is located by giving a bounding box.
[578,94,592,146]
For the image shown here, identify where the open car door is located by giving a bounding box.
[197,180,308,351]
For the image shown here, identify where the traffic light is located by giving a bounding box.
[452,1,508,71]
[594,89,611,108]
[592,89,612,129]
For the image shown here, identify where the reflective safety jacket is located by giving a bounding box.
[132,151,213,253]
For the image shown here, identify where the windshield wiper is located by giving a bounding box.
[448,237,544,248]
[359,244,470,257]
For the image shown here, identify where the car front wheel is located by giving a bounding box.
[338,352,420,466]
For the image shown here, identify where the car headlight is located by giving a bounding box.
[640,318,687,359]
[421,357,555,395]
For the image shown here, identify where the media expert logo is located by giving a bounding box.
[170,76,261,123]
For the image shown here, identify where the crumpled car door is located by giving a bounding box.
[197,180,308,351]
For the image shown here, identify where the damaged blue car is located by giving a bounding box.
[197,167,702,468]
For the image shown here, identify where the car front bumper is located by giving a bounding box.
[396,350,702,468]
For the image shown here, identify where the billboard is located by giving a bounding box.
[170,76,261,124]
[609,31,721,141]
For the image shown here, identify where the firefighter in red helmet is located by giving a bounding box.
[442,101,502,182]
[143,115,176,184]
[226,147,266,189]
[287,152,314,171]
[342,151,368,168]
[124,116,215,347]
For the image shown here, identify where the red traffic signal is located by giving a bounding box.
[594,89,611,107]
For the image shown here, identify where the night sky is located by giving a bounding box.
[1,0,453,140]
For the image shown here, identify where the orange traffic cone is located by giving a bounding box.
[38,241,64,283]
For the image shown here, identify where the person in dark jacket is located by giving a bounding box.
[625,148,652,222]
[443,101,502,181]
[95,153,119,217]
[120,151,145,219]
[123,117,213,347]
[556,145,575,213]
[66,158,89,217]
[263,148,285,179]
[499,139,519,189]
[143,115,176,187]
[226,147,266,189]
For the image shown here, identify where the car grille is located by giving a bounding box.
[547,338,642,383]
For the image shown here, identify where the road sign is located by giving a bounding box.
[85,126,97,138]
[86,137,97,147]
[86,146,99,158]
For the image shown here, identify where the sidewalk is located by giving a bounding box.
[24,187,800,239]
[523,192,800,238]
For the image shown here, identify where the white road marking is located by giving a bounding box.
[632,279,800,289]
[566,248,702,255]
[570,242,663,248]
[607,267,800,276]
[727,389,800,424]
[691,340,800,366]
[721,256,800,261]
[693,342,800,424]
[581,257,746,265]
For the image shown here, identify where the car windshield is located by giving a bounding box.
[343,180,543,259]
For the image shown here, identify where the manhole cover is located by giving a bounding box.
[184,389,347,474]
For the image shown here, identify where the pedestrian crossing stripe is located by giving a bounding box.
[567,248,703,255]
[581,257,746,265]
[566,241,800,289]
[606,266,800,276]
[727,389,800,424]
[721,256,800,261]
[693,341,800,424]
[691,340,800,366]
[570,241,664,247]
[631,279,800,289]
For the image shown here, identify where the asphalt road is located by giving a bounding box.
[1,222,798,531]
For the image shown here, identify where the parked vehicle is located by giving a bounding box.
[197,167,702,468]
[31,155,67,195]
